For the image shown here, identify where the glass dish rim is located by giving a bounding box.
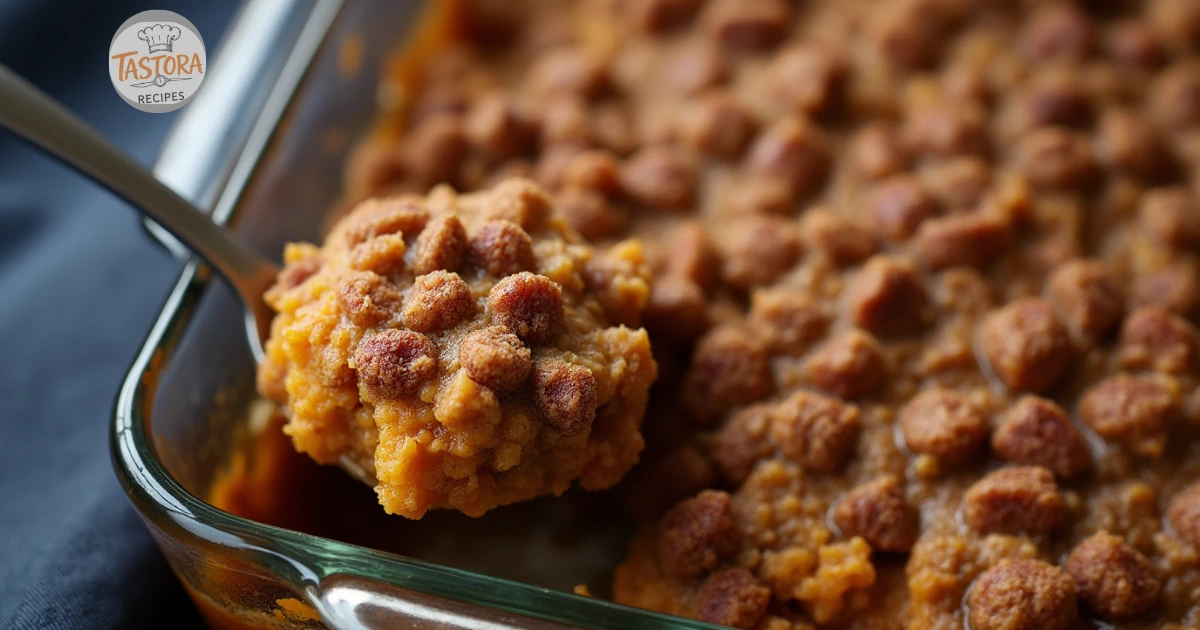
[107,3,716,628]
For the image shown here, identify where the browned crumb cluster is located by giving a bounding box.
[257,178,656,518]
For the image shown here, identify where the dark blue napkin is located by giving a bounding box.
[0,1,236,628]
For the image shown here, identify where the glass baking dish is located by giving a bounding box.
[110,1,715,628]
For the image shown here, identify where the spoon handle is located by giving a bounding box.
[0,65,279,301]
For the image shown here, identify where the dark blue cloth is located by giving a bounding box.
[0,1,237,628]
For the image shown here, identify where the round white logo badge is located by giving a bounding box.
[108,10,206,113]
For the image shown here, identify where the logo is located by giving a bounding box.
[109,10,206,113]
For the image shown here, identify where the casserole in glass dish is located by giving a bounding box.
[118,0,1200,628]
[113,0,709,628]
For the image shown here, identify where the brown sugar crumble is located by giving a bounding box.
[259,180,656,518]
[255,0,1200,627]
[1065,530,1161,621]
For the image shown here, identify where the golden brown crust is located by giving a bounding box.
[1079,373,1175,458]
[683,327,773,424]
[702,0,791,51]
[768,45,846,117]
[1168,482,1200,550]
[469,220,536,276]
[718,215,802,290]
[694,568,770,629]
[1065,531,1161,620]
[1097,108,1173,180]
[832,476,917,553]
[1117,306,1199,374]
[620,147,698,212]
[402,271,475,332]
[349,233,407,276]
[486,177,553,229]
[527,47,608,98]
[1045,259,1125,336]
[804,329,887,400]
[1136,261,1200,318]
[351,329,439,400]
[844,256,930,337]
[922,156,992,211]
[1014,70,1092,133]
[342,199,430,248]
[664,221,719,290]
[404,114,467,188]
[1140,187,1200,249]
[747,286,828,356]
[867,175,936,242]
[464,93,533,161]
[561,149,621,196]
[904,101,988,159]
[963,466,1065,536]
[1016,127,1098,190]
[913,212,1012,271]
[744,116,829,197]
[708,405,773,487]
[458,325,531,392]
[991,396,1090,478]
[656,490,738,579]
[677,91,756,159]
[412,214,467,276]
[967,559,1078,630]
[980,298,1072,393]
[770,391,859,474]
[799,210,878,266]
[488,272,564,345]
[850,123,908,180]
[539,99,591,151]
[533,358,597,436]
[555,188,627,241]
[335,271,404,328]
[898,388,989,466]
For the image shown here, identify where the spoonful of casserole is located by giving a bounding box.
[0,65,657,518]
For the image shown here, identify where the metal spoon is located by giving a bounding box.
[0,65,378,486]
[0,65,278,360]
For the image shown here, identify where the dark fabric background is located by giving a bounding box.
[0,1,238,628]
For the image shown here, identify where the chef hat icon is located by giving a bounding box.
[138,24,182,54]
